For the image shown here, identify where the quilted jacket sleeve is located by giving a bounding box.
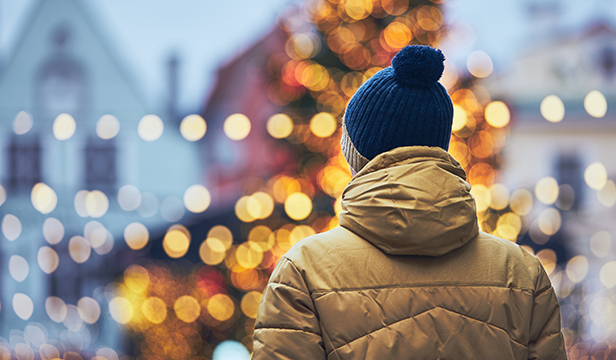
[527,260,567,360]
[252,256,326,360]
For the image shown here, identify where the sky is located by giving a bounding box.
[1,0,614,113]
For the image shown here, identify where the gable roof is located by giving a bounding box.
[0,0,147,115]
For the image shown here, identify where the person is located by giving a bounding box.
[252,45,567,360]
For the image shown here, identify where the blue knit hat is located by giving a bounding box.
[341,45,454,172]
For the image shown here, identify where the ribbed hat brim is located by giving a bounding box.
[340,119,369,173]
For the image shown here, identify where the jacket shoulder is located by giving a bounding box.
[283,227,368,265]
[475,231,545,291]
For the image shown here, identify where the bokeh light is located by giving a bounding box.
[540,95,565,123]
[565,256,588,283]
[2,214,22,241]
[484,101,510,128]
[13,111,33,135]
[180,114,207,141]
[600,262,616,288]
[212,341,250,360]
[109,297,133,324]
[451,105,469,132]
[96,348,119,360]
[266,114,294,139]
[470,184,490,212]
[77,297,101,324]
[583,90,607,118]
[584,162,608,190]
[96,114,120,139]
[284,192,313,220]
[163,225,191,258]
[251,192,275,220]
[240,291,262,319]
[94,229,114,256]
[536,249,557,275]
[40,344,60,360]
[207,294,234,321]
[31,182,58,214]
[45,296,67,323]
[118,185,142,211]
[489,183,509,210]
[9,255,29,282]
[68,236,91,264]
[509,189,533,216]
[74,190,89,217]
[537,208,562,236]
[209,225,233,250]
[224,113,251,140]
[38,246,60,274]
[310,112,337,138]
[0,185,5,207]
[124,222,149,250]
[142,297,167,324]
[236,242,263,269]
[13,293,34,320]
[183,184,211,213]
[590,231,611,258]
[138,114,164,141]
[235,196,256,223]
[535,177,559,205]
[199,238,227,266]
[597,180,616,207]
[174,296,201,323]
[125,265,150,293]
[64,304,84,331]
[43,217,64,245]
[53,113,76,140]
[85,190,109,218]
[466,51,493,78]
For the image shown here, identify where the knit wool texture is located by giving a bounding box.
[341,46,454,173]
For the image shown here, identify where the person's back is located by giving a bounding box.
[252,46,566,360]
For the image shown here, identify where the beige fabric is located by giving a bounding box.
[253,146,567,360]
[340,120,369,173]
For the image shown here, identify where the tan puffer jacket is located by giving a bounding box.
[253,146,567,360]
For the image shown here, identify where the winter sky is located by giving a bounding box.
[0,0,614,112]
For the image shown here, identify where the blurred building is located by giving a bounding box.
[0,0,201,354]
[200,25,287,209]
[485,22,616,344]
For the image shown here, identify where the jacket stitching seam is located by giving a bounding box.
[275,256,328,350]
[327,306,527,355]
[253,327,321,337]
[266,257,307,293]
[535,285,552,297]
[528,330,561,344]
[311,284,534,295]
[433,306,528,347]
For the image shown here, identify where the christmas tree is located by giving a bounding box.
[118,1,516,358]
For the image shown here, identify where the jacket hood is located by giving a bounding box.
[339,146,479,256]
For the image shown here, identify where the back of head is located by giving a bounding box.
[341,45,454,173]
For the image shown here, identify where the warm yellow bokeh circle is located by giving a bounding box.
[180,114,207,141]
[174,295,201,323]
[142,297,167,324]
[284,192,313,221]
[224,113,251,141]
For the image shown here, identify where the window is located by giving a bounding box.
[555,153,582,211]
[7,136,41,192]
[85,137,116,192]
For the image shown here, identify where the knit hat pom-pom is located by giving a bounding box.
[392,45,445,86]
